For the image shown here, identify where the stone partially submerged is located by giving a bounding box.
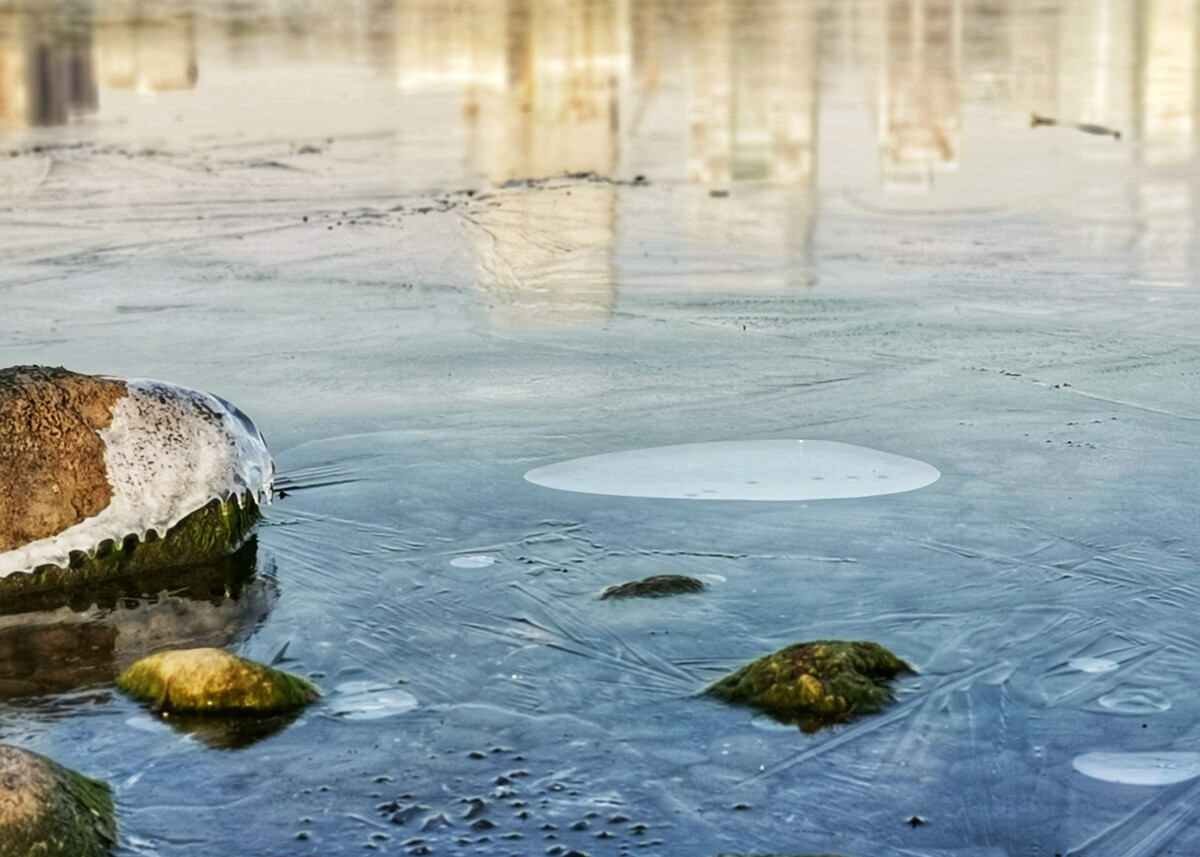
[0,366,273,598]
[0,744,116,857]
[706,640,911,733]
[601,574,707,599]
[116,648,319,714]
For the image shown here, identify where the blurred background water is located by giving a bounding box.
[1,1,1200,856]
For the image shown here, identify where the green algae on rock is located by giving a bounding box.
[0,495,261,602]
[0,744,116,857]
[116,648,319,714]
[0,366,274,601]
[601,574,707,599]
[706,640,911,733]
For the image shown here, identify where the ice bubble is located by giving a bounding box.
[1098,686,1171,714]
[330,681,418,720]
[450,555,497,569]
[1068,657,1120,674]
[524,440,939,501]
[1073,751,1200,785]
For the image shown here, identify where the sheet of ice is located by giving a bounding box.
[524,439,940,500]
[1073,752,1200,786]
[329,681,419,720]
[0,380,274,576]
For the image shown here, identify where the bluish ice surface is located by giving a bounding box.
[1,1,1200,856]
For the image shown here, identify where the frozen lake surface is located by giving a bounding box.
[2,1,1200,855]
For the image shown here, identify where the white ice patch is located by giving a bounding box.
[0,379,274,577]
[524,439,940,501]
[1073,751,1200,786]
[330,681,418,720]
[449,554,496,568]
[1068,657,1120,674]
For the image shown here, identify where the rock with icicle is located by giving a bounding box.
[706,640,911,733]
[0,744,116,857]
[0,365,273,599]
[601,574,707,599]
[116,648,319,714]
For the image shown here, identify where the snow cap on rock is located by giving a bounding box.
[0,366,273,577]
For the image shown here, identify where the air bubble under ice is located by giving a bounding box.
[524,439,940,501]
[449,555,497,568]
[330,681,419,720]
[1068,657,1120,673]
[1097,686,1172,714]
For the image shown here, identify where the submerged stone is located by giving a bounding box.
[116,648,319,714]
[706,640,911,733]
[0,365,273,598]
[0,744,116,857]
[601,574,707,599]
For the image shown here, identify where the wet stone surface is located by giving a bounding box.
[707,641,911,733]
[600,574,707,599]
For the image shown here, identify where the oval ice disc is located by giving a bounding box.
[1073,752,1200,786]
[524,439,940,501]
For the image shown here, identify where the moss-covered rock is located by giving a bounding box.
[0,495,261,603]
[116,648,319,714]
[706,640,911,733]
[601,574,707,599]
[0,744,116,857]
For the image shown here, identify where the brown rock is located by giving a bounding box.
[0,366,126,552]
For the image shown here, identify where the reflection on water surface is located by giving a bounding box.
[0,0,1196,300]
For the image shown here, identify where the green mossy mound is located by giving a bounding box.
[116,648,318,714]
[601,574,707,599]
[0,744,116,857]
[706,640,911,733]
[0,494,260,604]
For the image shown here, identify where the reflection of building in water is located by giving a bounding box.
[462,181,617,323]
[876,0,962,188]
[1135,0,1198,285]
[1140,0,1196,163]
[1001,2,1061,117]
[96,3,197,93]
[683,0,817,287]
[1055,0,1135,131]
[397,0,628,322]
[0,8,98,128]
[396,0,628,181]
[686,0,816,184]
